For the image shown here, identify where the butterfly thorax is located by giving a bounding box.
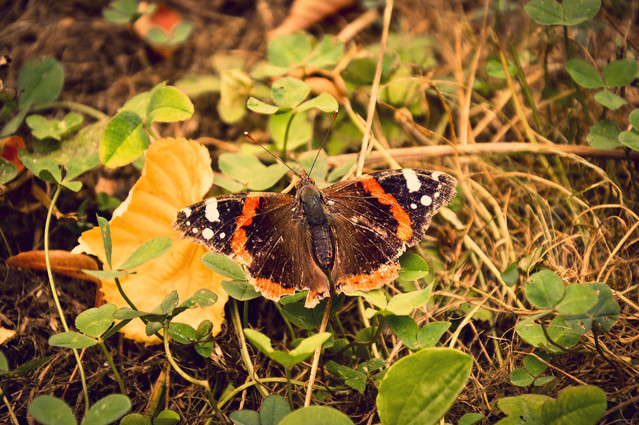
[296,170,333,270]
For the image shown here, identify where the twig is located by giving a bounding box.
[304,294,333,407]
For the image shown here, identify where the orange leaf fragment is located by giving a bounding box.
[75,138,228,344]
[1,136,26,171]
[7,250,99,283]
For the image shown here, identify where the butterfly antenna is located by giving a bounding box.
[308,109,338,176]
[244,132,299,177]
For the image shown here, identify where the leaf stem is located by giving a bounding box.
[304,280,333,407]
[44,185,90,414]
[97,340,127,394]
[162,322,210,391]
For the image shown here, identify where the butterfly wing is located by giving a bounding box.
[174,193,329,306]
[324,169,457,293]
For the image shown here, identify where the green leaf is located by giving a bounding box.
[602,58,638,87]
[154,409,181,425]
[417,321,451,348]
[267,33,312,68]
[26,113,83,141]
[222,280,261,301]
[556,284,598,315]
[297,92,339,113]
[525,269,564,309]
[524,0,563,25]
[82,269,129,279]
[547,315,583,349]
[326,361,367,393]
[510,368,534,386]
[118,237,172,270]
[385,286,432,316]
[244,329,331,368]
[279,406,354,425]
[175,75,220,97]
[259,395,291,425]
[385,315,419,350]
[18,151,63,184]
[168,322,197,344]
[501,262,520,287]
[377,348,473,425]
[562,0,601,25]
[272,77,311,108]
[103,0,139,24]
[523,352,549,376]
[458,413,485,425]
[594,89,627,110]
[158,291,179,315]
[540,385,606,425]
[28,395,76,425]
[100,111,149,168]
[586,119,622,149]
[306,35,344,69]
[0,158,18,185]
[18,57,64,108]
[81,394,131,425]
[75,304,117,337]
[97,216,113,269]
[534,376,556,386]
[120,413,151,425]
[630,108,639,128]
[201,252,245,280]
[398,252,430,281]
[584,283,619,332]
[247,163,289,191]
[497,394,551,422]
[269,109,312,151]
[0,351,8,373]
[146,86,194,123]
[10,356,51,376]
[229,409,259,425]
[565,59,604,89]
[618,129,639,150]
[246,97,280,114]
[179,288,218,309]
[49,332,97,349]
[219,152,266,184]
[485,58,517,79]
[113,307,155,320]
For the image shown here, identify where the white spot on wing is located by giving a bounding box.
[410,203,417,209]
[403,169,421,193]
[185,221,190,225]
[183,207,192,217]
[421,195,432,206]
[434,192,440,198]
[205,199,220,222]
[432,171,442,181]
[192,228,199,233]
[202,228,214,240]
[220,232,226,239]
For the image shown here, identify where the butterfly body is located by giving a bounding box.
[173,168,457,308]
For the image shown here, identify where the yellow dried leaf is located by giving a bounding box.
[76,138,227,344]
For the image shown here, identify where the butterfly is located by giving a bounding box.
[173,167,457,308]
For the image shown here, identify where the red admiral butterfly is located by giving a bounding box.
[173,167,457,308]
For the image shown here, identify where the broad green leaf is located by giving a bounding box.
[594,89,626,110]
[377,348,473,425]
[555,284,598,315]
[0,158,18,185]
[630,108,639,128]
[398,252,430,281]
[75,304,117,337]
[524,0,563,25]
[154,409,181,425]
[279,406,354,425]
[97,215,113,269]
[0,351,8,372]
[602,58,638,87]
[348,289,388,310]
[583,283,619,332]
[525,269,564,309]
[118,237,172,270]
[218,152,266,184]
[297,92,339,113]
[201,252,245,280]
[534,376,556,386]
[386,286,432,316]
[49,332,97,349]
[281,297,338,330]
[18,57,64,108]
[218,69,253,124]
[146,86,194,123]
[10,356,51,375]
[523,352,550,376]
[119,413,151,425]
[586,119,622,149]
[565,59,603,89]
[306,35,344,69]
[113,307,155,320]
[296,149,327,181]
[168,322,197,344]
[157,291,179,315]
[540,385,606,425]
[547,315,583,349]
[28,395,76,425]
[100,111,149,168]
[326,361,367,393]
[175,75,220,97]
[18,151,61,183]
[229,409,259,425]
[259,395,291,425]
[179,288,218,308]
[103,0,139,23]
[267,33,312,68]
[82,269,129,279]
[458,413,485,425]
[272,77,311,108]
[247,163,289,191]
[497,394,551,422]
[269,109,312,151]
[81,394,131,425]
[167,21,193,46]
[289,332,332,361]
[485,58,517,79]
[385,315,419,350]
[222,279,261,301]
[246,97,279,114]
[510,368,534,386]
[26,113,83,141]
[501,262,520,287]
[417,321,451,348]
[619,129,639,150]
[562,0,600,25]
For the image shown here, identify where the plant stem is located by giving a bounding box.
[230,300,269,396]
[162,322,210,391]
[44,185,90,414]
[98,340,127,394]
[33,100,109,121]
[304,290,333,407]
[285,367,294,409]
[281,112,294,161]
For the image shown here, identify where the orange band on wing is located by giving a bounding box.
[252,277,295,301]
[336,262,400,293]
[360,175,412,240]
[230,196,261,264]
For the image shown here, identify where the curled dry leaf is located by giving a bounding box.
[267,0,358,39]
[75,138,228,344]
[1,136,26,171]
[7,250,99,283]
